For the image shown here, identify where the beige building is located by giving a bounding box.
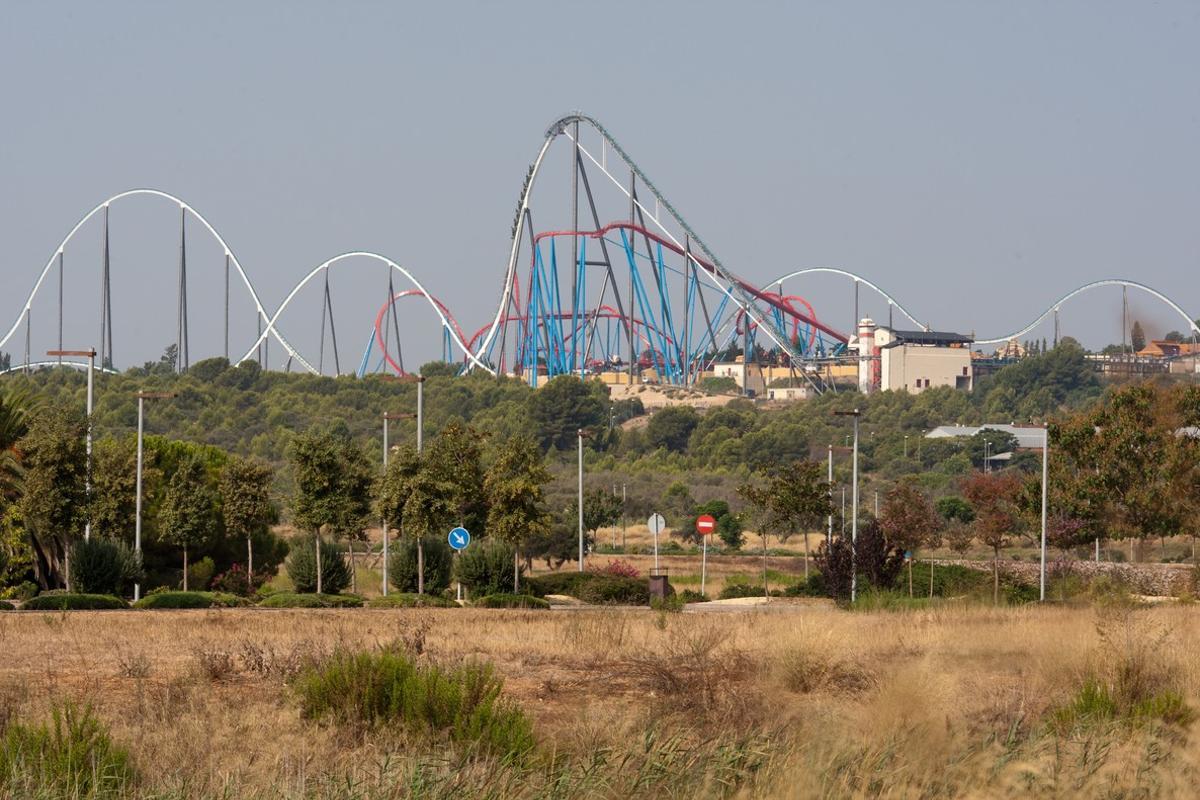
[854,319,973,394]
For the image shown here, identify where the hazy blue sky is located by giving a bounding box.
[2,1,1198,369]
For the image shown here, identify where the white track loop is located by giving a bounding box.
[767,270,1199,346]
[765,267,929,331]
[974,279,1200,346]
[0,189,302,366]
[0,360,121,376]
[240,252,495,375]
[478,113,808,378]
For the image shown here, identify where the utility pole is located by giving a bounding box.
[826,444,833,547]
[834,409,862,602]
[577,429,589,571]
[48,349,95,540]
[1039,424,1049,602]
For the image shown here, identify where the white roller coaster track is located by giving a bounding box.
[0,360,120,376]
[0,189,305,368]
[766,269,1199,346]
[240,252,494,374]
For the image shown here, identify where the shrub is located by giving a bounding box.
[720,583,767,600]
[524,572,648,605]
[679,589,710,603]
[0,600,13,611]
[258,592,363,609]
[574,575,649,605]
[210,563,272,596]
[0,704,136,798]
[454,539,520,598]
[387,536,453,594]
[524,571,590,598]
[651,594,685,613]
[286,535,352,595]
[475,593,550,609]
[68,538,141,596]
[134,591,248,609]
[591,558,640,578]
[294,647,534,756]
[368,593,458,609]
[186,556,216,591]
[23,593,127,611]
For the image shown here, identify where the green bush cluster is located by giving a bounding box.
[285,535,352,595]
[475,593,550,610]
[453,540,519,598]
[0,704,136,799]
[258,592,363,608]
[68,538,142,596]
[133,590,248,609]
[719,583,767,600]
[367,593,458,609]
[294,647,535,756]
[23,593,128,611]
[387,536,453,594]
[524,572,648,605]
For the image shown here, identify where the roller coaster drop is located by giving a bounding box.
[2,115,1197,388]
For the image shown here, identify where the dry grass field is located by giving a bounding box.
[2,601,1200,798]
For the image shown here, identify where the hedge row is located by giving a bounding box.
[524,572,648,605]
[367,593,459,609]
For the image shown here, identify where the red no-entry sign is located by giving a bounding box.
[696,514,717,535]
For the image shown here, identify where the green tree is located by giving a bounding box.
[288,429,371,594]
[484,435,551,592]
[159,456,219,590]
[376,424,483,594]
[567,488,623,550]
[17,405,87,589]
[0,388,32,504]
[219,456,274,578]
[739,459,833,580]
[88,437,139,541]
[527,376,607,451]
[645,405,699,453]
[935,496,975,525]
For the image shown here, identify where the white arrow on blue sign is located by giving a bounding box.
[448,527,471,550]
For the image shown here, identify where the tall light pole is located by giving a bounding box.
[134,391,173,602]
[826,444,833,548]
[49,349,95,540]
[577,429,590,571]
[834,409,861,602]
[1039,423,1049,602]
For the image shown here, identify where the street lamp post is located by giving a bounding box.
[1039,423,1049,602]
[134,391,174,602]
[48,349,95,540]
[834,409,862,602]
[577,429,589,571]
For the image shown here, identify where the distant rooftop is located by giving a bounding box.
[926,423,1046,449]
[879,328,973,347]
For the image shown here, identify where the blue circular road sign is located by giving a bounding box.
[448,527,471,551]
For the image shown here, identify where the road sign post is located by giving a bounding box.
[448,527,470,603]
[696,514,716,597]
[648,513,666,571]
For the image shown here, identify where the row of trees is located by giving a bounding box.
[290,421,558,595]
[0,396,278,594]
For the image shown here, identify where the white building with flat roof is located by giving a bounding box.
[855,321,974,394]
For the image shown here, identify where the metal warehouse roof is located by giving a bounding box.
[926,424,1047,449]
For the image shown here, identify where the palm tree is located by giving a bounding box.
[0,388,32,503]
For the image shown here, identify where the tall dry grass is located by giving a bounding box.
[0,603,1197,797]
